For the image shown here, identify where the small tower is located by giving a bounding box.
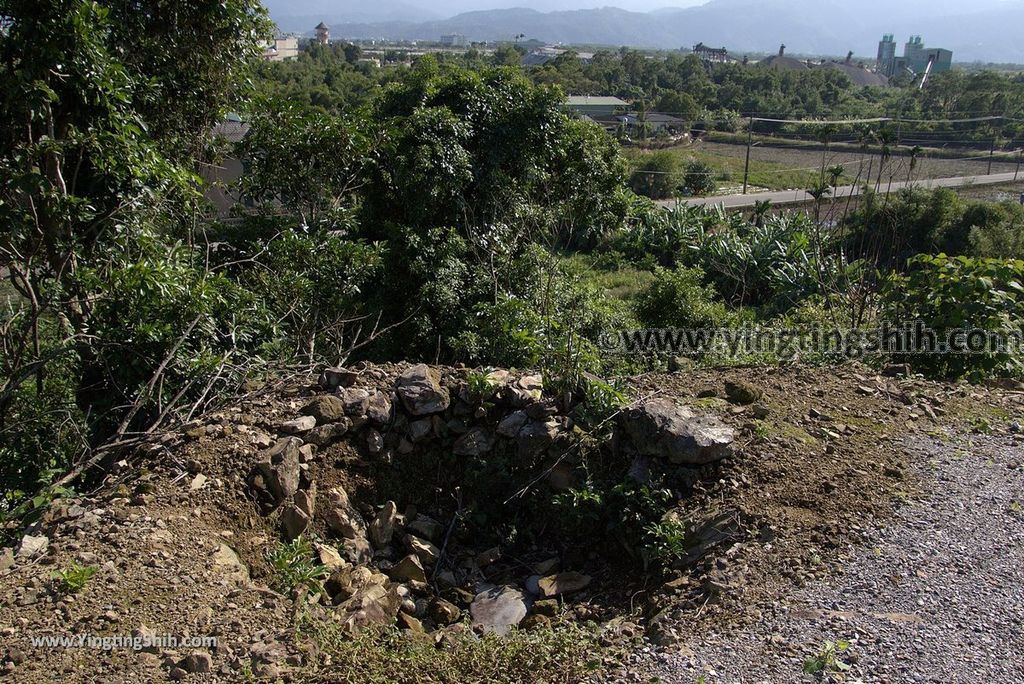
[315,22,329,45]
[778,44,786,57]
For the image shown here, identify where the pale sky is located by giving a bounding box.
[430,0,707,12]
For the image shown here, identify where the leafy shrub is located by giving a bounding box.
[628,151,680,200]
[804,640,851,675]
[635,265,734,330]
[967,201,1024,258]
[604,202,704,268]
[883,254,1024,379]
[694,212,824,308]
[215,220,382,362]
[641,519,689,566]
[845,189,1024,266]
[681,160,716,196]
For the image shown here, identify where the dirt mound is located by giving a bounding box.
[1,362,1019,682]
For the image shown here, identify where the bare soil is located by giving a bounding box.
[1,363,1020,683]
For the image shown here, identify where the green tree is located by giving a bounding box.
[654,91,700,122]
[629,151,681,200]
[681,159,716,196]
[239,103,370,227]
[0,0,269,504]
[362,59,628,246]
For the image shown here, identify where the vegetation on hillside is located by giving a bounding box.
[3,0,1024,534]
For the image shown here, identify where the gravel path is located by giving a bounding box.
[642,433,1024,683]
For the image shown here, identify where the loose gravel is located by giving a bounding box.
[640,432,1024,683]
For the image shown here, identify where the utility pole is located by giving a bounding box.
[1016,148,1021,181]
[988,134,997,175]
[742,116,754,195]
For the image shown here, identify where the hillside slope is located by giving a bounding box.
[1,362,1019,681]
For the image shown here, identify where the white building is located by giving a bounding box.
[441,34,468,48]
[263,36,298,61]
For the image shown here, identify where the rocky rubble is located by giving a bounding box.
[7,360,1018,681]
[239,362,738,640]
[0,360,754,682]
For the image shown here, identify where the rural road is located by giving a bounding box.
[659,171,1023,209]
[634,432,1024,683]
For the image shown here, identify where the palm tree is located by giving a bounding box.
[875,127,897,193]
[827,164,844,194]
[817,123,839,185]
[907,145,923,184]
[807,179,832,222]
[750,199,772,227]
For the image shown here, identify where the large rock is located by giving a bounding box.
[395,364,450,416]
[325,566,369,600]
[315,543,348,571]
[452,427,495,457]
[181,651,213,674]
[294,484,316,518]
[516,418,564,458]
[470,586,529,636]
[211,543,250,583]
[0,546,14,571]
[492,373,545,408]
[337,583,402,631]
[253,438,303,504]
[278,415,316,434]
[305,420,350,447]
[16,535,48,559]
[368,501,398,548]
[366,392,393,426]
[724,380,762,405]
[406,514,444,542]
[339,388,370,416]
[407,418,433,443]
[302,395,347,424]
[428,597,461,626]
[537,572,591,597]
[319,366,359,390]
[406,535,440,565]
[619,398,734,465]
[389,554,427,584]
[324,488,366,541]
[496,410,529,438]
[280,504,310,541]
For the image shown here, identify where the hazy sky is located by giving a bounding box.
[424,0,707,11]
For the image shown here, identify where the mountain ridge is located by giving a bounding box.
[268,0,1024,63]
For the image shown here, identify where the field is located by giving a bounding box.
[627,139,1022,195]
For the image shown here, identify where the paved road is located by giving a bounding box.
[637,433,1024,683]
[658,171,1023,209]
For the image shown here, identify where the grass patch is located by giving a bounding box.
[624,146,846,193]
[296,619,607,684]
[561,254,657,304]
[758,420,818,445]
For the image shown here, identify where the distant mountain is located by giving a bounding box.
[266,0,1024,63]
[264,0,439,30]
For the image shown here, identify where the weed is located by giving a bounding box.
[266,536,328,595]
[803,639,852,676]
[52,563,98,594]
[575,376,628,434]
[642,519,690,566]
[464,370,497,403]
